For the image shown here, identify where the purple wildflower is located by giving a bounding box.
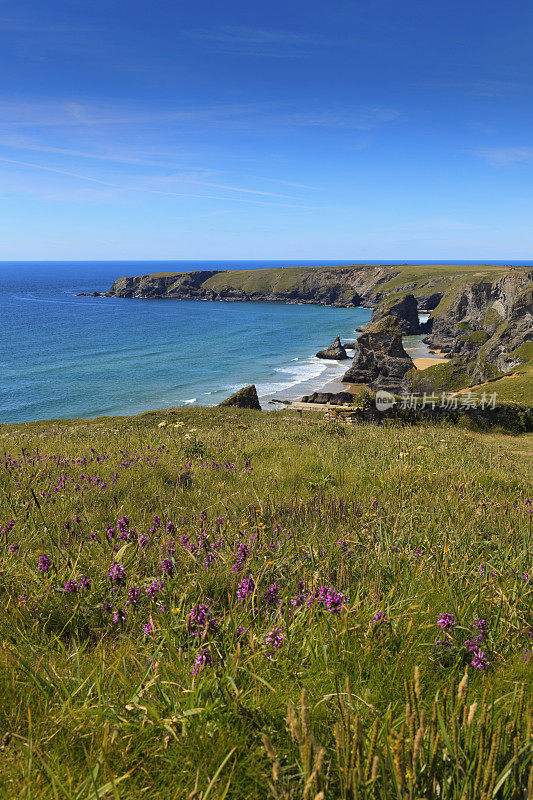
[372,611,388,627]
[143,620,155,636]
[232,542,249,573]
[235,625,248,640]
[317,585,346,612]
[237,576,255,603]
[107,561,126,585]
[146,580,164,600]
[192,648,212,675]
[337,539,352,555]
[112,608,126,625]
[63,579,79,593]
[290,581,309,608]
[437,613,456,631]
[160,557,175,577]
[265,627,284,657]
[126,586,141,606]
[263,583,280,606]
[37,554,52,572]
[470,647,489,670]
[189,603,218,636]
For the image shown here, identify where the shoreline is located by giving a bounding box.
[261,332,450,408]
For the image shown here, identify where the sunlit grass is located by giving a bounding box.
[0,408,531,798]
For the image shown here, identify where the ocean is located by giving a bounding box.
[0,260,372,423]
[1,260,531,423]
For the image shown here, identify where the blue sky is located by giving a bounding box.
[0,0,532,260]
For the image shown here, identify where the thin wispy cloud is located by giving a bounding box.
[188,25,321,57]
[465,79,528,98]
[274,107,401,130]
[0,156,316,209]
[145,186,315,209]
[472,146,533,166]
[0,99,274,128]
[183,180,306,201]
[0,138,172,167]
[419,78,529,98]
[0,97,401,134]
[0,156,117,186]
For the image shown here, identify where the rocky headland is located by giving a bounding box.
[85,264,533,400]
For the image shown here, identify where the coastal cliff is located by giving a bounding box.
[87,263,533,396]
[403,269,533,395]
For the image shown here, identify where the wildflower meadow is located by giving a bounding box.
[0,407,531,798]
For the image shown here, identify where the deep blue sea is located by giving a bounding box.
[1,260,531,423]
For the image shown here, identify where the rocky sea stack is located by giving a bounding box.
[316,335,348,360]
[218,385,261,410]
[342,317,414,391]
[369,293,420,334]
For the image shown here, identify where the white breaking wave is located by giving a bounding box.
[183,398,197,404]
[256,357,329,398]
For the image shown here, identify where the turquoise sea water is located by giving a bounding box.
[1,260,531,423]
[0,261,371,422]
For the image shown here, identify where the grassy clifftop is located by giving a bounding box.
[142,262,526,299]
[1,407,532,798]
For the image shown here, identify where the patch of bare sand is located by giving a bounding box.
[413,357,450,370]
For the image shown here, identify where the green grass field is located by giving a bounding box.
[1,408,532,798]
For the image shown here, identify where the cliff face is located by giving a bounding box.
[477,285,533,373]
[109,271,222,299]
[369,293,420,334]
[426,271,533,366]
[92,264,532,388]
[342,317,414,391]
[105,266,400,306]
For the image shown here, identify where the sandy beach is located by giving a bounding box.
[412,355,450,369]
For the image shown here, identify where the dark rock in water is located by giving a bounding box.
[341,317,414,391]
[370,293,420,334]
[301,391,354,405]
[316,335,348,360]
[218,385,261,410]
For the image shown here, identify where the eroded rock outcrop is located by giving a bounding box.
[300,391,354,405]
[426,271,532,355]
[369,293,420,334]
[341,317,414,391]
[424,270,533,378]
[475,285,533,374]
[316,336,348,360]
[218,385,261,410]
